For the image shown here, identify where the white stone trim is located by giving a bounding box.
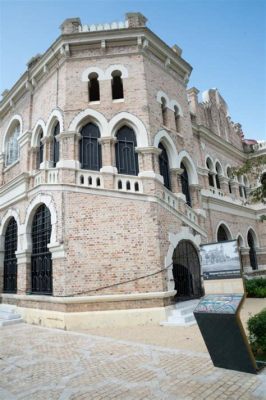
[205,155,215,171]
[237,233,245,247]
[0,208,22,251]
[156,90,170,107]
[23,194,58,251]
[169,99,184,116]
[31,119,46,146]
[46,109,64,137]
[177,150,199,184]
[153,129,178,168]
[68,108,108,134]
[105,64,129,79]
[81,66,105,81]
[214,159,224,176]
[108,112,149,147]
[165,227,201,291]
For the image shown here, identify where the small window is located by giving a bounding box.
[126,181,131,190]
[159,142,171,190]
[80,175,84,184]
[118,180,122,189]
[134,182,139,192]
[5,124,20,166]
[52,122,60,168]
[88,73,100,102]
[37,130,44,169]
[112,70,124,100]
[206,159,215,187]
[174,105,180,132]
[161,97,167,126]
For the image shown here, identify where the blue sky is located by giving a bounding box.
[0,0,265,141]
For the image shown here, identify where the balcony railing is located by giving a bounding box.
[115,176,143,193]
[77,170,103,188]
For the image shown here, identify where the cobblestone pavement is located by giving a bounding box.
[0,324,265,400]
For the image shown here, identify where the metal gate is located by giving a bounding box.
[172,240,202,300]
[31,204,52,294]
[3,217,17,293]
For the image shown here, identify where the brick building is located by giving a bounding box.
[0,13,265,328]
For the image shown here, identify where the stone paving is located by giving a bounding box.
[0,324,265,400]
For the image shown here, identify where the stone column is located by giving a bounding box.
[219,176,229,194]
[18,130,31,172]
[230,181,239,199]
[170,167,183,194]
[99,136,118,190]
[136,147,164,195]
[16,250,31,294]
[48,243,66,296]
[41,136,53,169]
[190,184,202,208]
[56,131,81,170]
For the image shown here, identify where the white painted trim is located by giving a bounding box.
[153,129,178,168]
[169,99,184,116]
[46,109,64,137]
[68,108,108,134]
[156,90,170,107]
[105,64,129,79]
[81,66,105,81]
[177,150,198,184]
[0,208,22,251]
[31,119,46,146]
[205,155,215,171]
[214,159,224,176]
[108,112,149,147]
[237,233,245,247]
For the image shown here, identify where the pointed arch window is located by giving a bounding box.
[217,225,229,242]
[112,71,124,100]
[31,204,52,294]
[52,122,60,167]
[215,163,221,189]
[181,162,192,207]
[206,159,214,187]
[115,126,138,175]
[88,73,100,102]
[159,142,171,190]
[79,123,102,171]
[5,124,20,166]
[3,217,18,293]
[227,167,233,194]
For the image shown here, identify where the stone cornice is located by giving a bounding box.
[0,26,192,116]
[192,123,247,161]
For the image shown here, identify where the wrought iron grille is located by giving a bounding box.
[31,204,52,294]
[3,217,17,293]
[115,126,139,175]
[52,122,60,167]
[172,240,202,299]
[181,162,192,207]
[80,123,102,170]
[248,231,258,270]
[159,143,171,190]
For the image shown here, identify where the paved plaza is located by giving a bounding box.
[0,323,266,400]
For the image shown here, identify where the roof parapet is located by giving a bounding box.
[126,12,147,28]
[60,18,81,34]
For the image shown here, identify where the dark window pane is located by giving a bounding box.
[79,123,102,171]
[115,126,138,176]
[4,217,17,293]
[159,143,171,190]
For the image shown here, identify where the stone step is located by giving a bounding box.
[0,304,18,313]
[0,304,23,327]
[0,311,21,320]
[160,299,200,327]
[0,318,23,327]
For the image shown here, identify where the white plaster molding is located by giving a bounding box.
[46,109,64,137]
[2,114,23,153]
[56,160,80,169]
[214,159,224,176]
[108,112,149,147]
[138,171,164,183]
[48,242,65,259]
[100,166,118,174]
[81,66,105,81]
[23,194,58,251]
[68,108,108,135]
[31,119,46,146]
[156,90,170,107]
[153,129,178,168]
[165,227,201,291]
[177,150,199,184]
[104,64,129,79]
[205,155,215,170]
[236,233,245,247]
[0,208,22,251]
[169,99,184,115]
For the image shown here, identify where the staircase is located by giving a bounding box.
[160,299,200,327]
[0,304,23,327]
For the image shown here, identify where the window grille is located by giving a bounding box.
[3,217,17,293]
[79,123,102,171]
[115,126,139,176]
[159,142,171,190]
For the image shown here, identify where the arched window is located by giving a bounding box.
[206,158,214,187]
[159,142,171,190]
[181,162,192,207]
[112,70,124,100]
[79,123,102,171]
[247,230,258,270]
[217,225,229,242]
[52,122,60,167]
[88,73,100,102]
[174,105,180,132]
[115,126,139,175]
[31,204,52,294]
[215,162,222,189]
[5,124,20,166]
[161,97,167,126]
[227,167,233,194]
[3,217,17,293]
[37,130,44,169]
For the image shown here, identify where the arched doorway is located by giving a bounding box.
[31,204,52,294]
[247,230,258,270]
[3,217,17,293]
[172,240,202,300]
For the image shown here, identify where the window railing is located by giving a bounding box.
[115,175,143,193]
[77,170,103,188]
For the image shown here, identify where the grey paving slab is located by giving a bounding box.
[0,323,265,400]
